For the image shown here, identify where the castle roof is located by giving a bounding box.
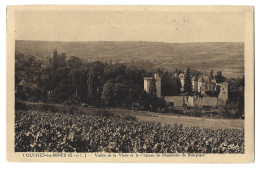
[197,75,215,84]
[143,77,153,80]
[198,76,206,82]
[144,73,161,80]
[211,78,216,83]
[179,73,184,78]
[154,73,160,79]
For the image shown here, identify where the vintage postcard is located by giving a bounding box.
[6,5,254,163]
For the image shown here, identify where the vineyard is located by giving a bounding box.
[15,110,244,153]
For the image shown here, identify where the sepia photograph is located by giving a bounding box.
[6,5,254,163]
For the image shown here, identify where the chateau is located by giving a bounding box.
[179,74,217,95]
[144,72,228,107]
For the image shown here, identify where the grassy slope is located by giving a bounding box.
[136,113,244,129]
[111,108,244,129]
[15,40,244,77]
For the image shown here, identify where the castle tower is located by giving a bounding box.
[198,77,206,95]
[143,73,161,97]
[218,82,228,105]
[179,73,185,92]
[144,77,153,93]
[154,73,161,97]
[192,76,198,92]
[211,78,216,92]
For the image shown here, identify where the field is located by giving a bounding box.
[15,103,245,153]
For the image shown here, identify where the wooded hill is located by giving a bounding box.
[15,40,244,77]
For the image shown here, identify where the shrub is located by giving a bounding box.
[93,100,105,108]
[192,106,202,117]
[42,104,59,112]
[218,102,242,119]
[124,115,137,121]
[15,110,28,121]
[15,101,27,110]
[174,109,184,115]
[156,107,166,113]
[69,105,78,115]
[63,95,80,106]
[95,109,114,118]
[24,103,59,112]
[58,105,78,115]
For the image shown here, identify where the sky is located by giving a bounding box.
[15,10,245,43]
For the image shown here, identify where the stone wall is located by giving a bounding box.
[188,96,218,107]
[164,95,218,107]
[164,96,184,107]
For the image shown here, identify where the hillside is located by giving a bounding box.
[15,40,244,77]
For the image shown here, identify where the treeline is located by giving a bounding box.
[15,50,181,112]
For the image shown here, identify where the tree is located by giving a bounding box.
[52,82,74,103]
[102,83,114,106]
[69,69,82,97]
[139,90,150,110]
[28,55,36,65]
[238,76,245,118]
[184,67,192,95]
[152,97,166,112]
[89,61,105,101]
[241,76,245,87]
[174,68,182,74]
[215,71,225,83]
[215,85,220,96]
[113,83,128,107]
[209,70,214,79]
[191,70,202,77]
[59,53,67,67]
[172,77,182,95]
[52,50,67,68]
[87,67,98,104]
[68,56,82,68]
[126,87,139,106]
[52,49,58,68]
[149,78,157,96]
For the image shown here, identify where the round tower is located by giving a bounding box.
[154,73,161,97]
